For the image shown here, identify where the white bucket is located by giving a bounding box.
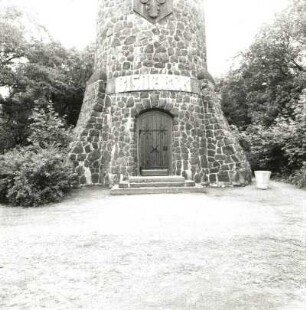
[255,171,271,190]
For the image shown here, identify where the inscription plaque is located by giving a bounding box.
[106,74,200,94]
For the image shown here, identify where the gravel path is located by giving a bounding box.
[0,181,305,310]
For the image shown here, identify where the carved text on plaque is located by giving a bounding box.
[106,74,201,95]
[133,0,173,24]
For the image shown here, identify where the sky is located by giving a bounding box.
[1,0,289,77]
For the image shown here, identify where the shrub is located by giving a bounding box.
[0,146,77,207]
[0,126,16,154]
[236,114,305,186]
[0,147,26,203]
[28,104,73,150]
[0,103,77,207]
[290,163,306,189]
[281,93,306,172]
[238,124,288,173]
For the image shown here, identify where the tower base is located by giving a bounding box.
[69,77,252,188]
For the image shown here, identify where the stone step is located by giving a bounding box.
[110,185,206,196]
[129,176,185,183]
[129,182,185,188]
[119,182,129,189]
[185,180,196,187]
[141,169,168,176]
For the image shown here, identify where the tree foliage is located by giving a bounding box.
[0,4,92,206]
[219,0,306,186]
[0,5,94,152]
[0,91,78,207]
[0,146,77,207]
[28,104,73,150]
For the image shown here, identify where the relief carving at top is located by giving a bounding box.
[133,0,173,24]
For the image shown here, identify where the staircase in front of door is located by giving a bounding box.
[110,175,206,195]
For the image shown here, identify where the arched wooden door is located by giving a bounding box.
[137,110,172,174]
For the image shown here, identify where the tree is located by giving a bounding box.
[27,104,73,150]
[0,5,94,152]
[220,0,305,127]
[218,0,306,182]
[218,72,251,129]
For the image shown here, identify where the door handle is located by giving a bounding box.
[151,146,158,153]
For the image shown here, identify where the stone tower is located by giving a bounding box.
[69,0,252,187]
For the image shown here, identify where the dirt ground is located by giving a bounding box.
[0,181,305,310]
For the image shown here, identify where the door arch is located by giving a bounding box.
[137,110,172,175]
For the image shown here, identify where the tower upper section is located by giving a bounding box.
[95,0,207,80]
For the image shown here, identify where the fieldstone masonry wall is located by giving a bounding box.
[69,0,252,187]
[95,0,206,80]
[201,81,252,185]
